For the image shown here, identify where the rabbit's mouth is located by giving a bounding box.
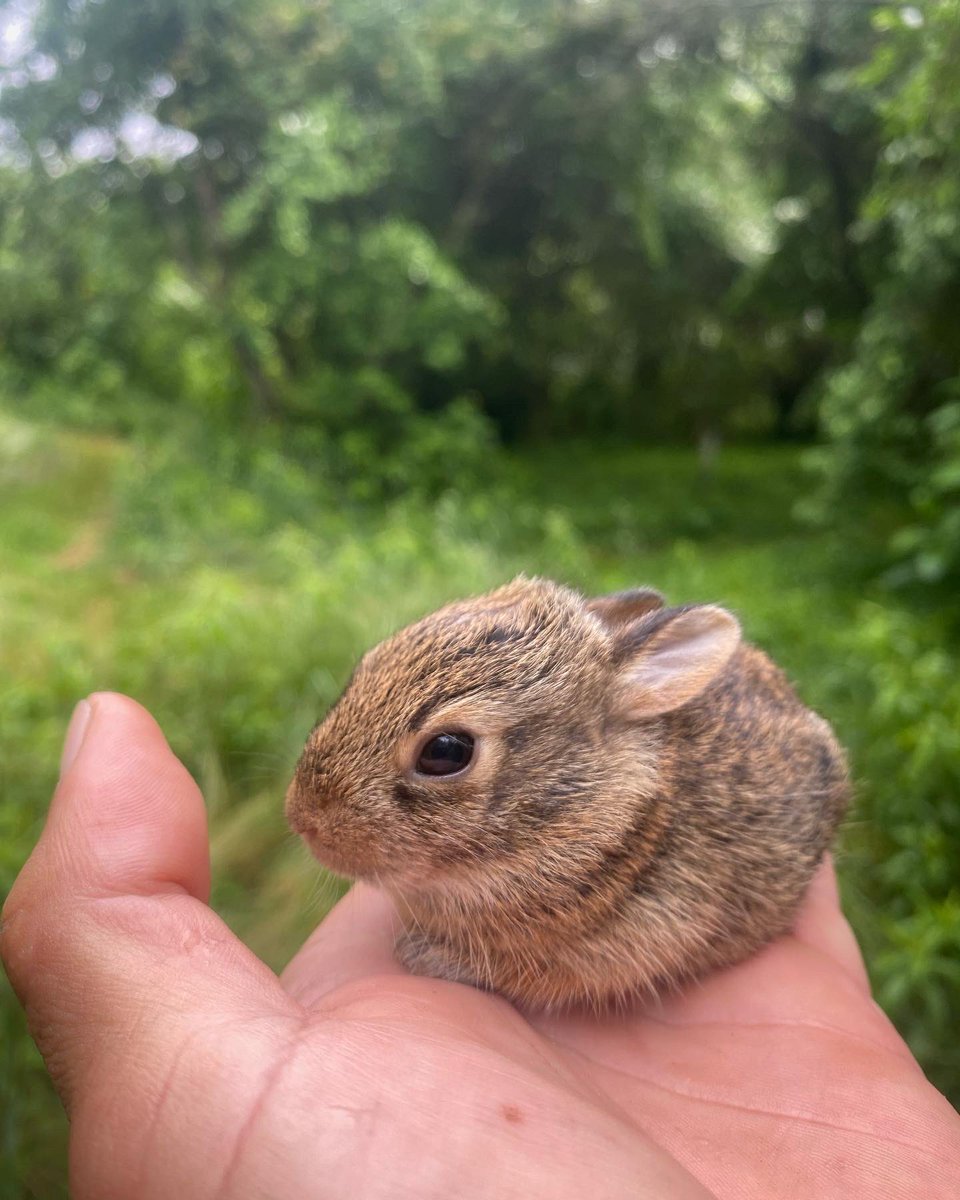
[299,821,414,886]
[300,825,366,879]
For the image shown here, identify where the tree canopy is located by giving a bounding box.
[3,0,957,596]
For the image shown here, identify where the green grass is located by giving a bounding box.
[1,408,957,1196]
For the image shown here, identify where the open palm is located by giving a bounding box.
[3,694,957,1199]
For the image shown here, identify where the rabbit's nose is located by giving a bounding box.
[286,745,342,816]
[284,774,337,831]
[284,777,312,832]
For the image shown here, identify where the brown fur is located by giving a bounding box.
[286,578,849,1011]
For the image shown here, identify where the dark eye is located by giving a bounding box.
[416,732,475,777]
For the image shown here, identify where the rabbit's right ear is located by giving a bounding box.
[587,587,665,629]
[609,604,740,720]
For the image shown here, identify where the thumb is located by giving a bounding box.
[1,693,294,1112]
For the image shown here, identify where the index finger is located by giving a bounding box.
[791,854,871,991]
[280,881,408,1008]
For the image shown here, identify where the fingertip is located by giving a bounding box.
[793,854,840,930]
[281,883,407,1007]
[59,697,92,779]
[43,691,210,903]
[806,852,839,903]
[792,853,871,991]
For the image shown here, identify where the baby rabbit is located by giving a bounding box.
[286,578,849,1011]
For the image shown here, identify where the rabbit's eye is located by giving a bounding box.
[416,732,475,776]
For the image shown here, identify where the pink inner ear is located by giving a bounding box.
[587,588,665,630]
[617,605,741,719]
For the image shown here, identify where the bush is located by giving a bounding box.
[834,604,960,1098]
[814,0,960,605]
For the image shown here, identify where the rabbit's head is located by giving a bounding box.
[286,577,740,892]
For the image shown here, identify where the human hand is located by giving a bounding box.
[2,694,957,1200]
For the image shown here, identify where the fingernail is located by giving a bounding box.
[60,699,93,779]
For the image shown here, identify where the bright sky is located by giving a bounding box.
[0,0,197,165]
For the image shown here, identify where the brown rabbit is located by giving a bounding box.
[286,577,849,1010]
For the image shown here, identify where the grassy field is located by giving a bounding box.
[1,408,957,1196]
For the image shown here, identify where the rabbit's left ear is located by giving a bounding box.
[609,605,741,720]
[586,587,664,629]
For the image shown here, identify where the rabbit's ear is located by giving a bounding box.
[587,587,664,629]
[611,605,740,719]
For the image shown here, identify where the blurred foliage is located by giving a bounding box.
[0,0,890,450]
[840,605,960,1090]
[813,1,960,602]
[1,0,959,1194]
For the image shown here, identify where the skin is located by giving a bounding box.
[2,693,958,1200]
